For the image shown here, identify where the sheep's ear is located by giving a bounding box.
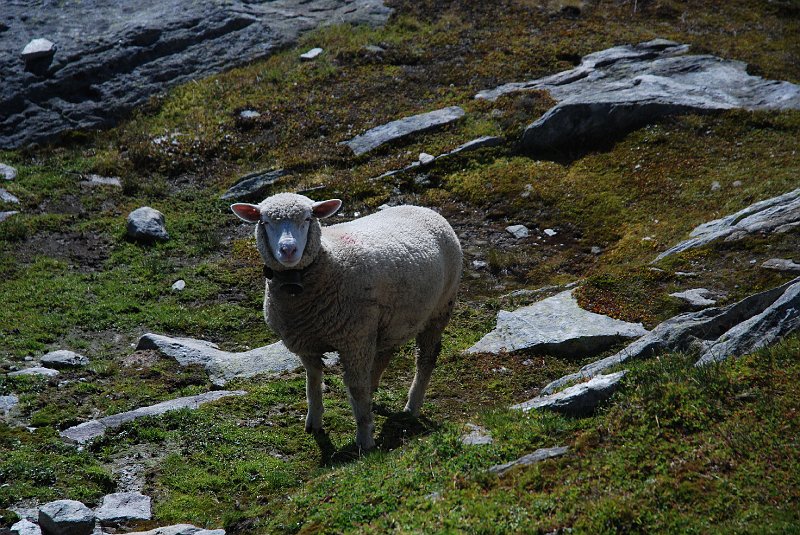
[312,199,342,219]
[231,203,262,223]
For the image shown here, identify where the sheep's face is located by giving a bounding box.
[231,193,341,269]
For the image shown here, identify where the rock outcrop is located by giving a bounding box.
[220,169,288,201]
[476,39,800,154]
[654,189,800,261]
[512,371,627,415]
[488,446,569,476]
[467,290,648,357]
[0,0,392,148]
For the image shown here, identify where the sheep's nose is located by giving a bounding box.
[279,242,297,257]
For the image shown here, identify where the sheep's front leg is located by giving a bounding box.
[405,324,444,416]
[342,358,375,451]
[299,355,325,433]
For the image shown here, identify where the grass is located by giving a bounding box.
[1,0,800,531]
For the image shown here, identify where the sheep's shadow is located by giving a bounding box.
[313,408,438,466]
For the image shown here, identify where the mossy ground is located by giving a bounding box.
[1,0,799,531]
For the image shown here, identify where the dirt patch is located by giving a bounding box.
[16,230,113,272]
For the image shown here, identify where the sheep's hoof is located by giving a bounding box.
[305,423,324,434]
[403,405,421,418]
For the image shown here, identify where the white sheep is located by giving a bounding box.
[232,193,462,450]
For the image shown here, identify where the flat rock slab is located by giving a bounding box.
[655,188,800,261]
[80,175,122,188]
[343,106,465,156]
[38,499,95,535]
[669,288,717,307]
[1,163,18,180]
[95,491,152,524]
[460,423,493,446]
[0,211,20,223]
[476,39,800,153]
[375,135,503,180]
[1,394,20,416]
[220,169,289,201]
[467,290,648,357]
[0,1,391,148]
[542,276,800,394]
[762,258,800,273]
[60,390,246,444]
[489,446,569,476]
[10,519,42,535]
[126,525,225,535]
[512,371,627,415]
[41,350,89,369]
[1,188,20,204]
[8,367,60,377]
[127,207,169,242]
[136,333,338,386]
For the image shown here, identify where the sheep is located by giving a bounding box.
[231,193,462,450]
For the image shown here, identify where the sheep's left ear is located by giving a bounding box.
[312,199,342,219]
[231,203,262,223]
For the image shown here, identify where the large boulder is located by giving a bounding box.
[467,290,648,357]
[0,1,392,148]
[38,500,95,535]
[476,39,800,154]
[95,491,152,524]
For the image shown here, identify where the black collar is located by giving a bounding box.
[263,264,308,296]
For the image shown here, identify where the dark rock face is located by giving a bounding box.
[0,0,392,149]
[476,39,800,154]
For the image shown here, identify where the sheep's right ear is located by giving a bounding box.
[312,199,342,219]
[231,203,262,223]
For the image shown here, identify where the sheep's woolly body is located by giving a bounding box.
[248,194,462,449]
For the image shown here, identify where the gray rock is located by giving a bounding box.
[488,446,569,476]
[476,39,800,153]
[513,371,627,415]
[10,519,42,535]
[126,207,169,242]
[0,210,19,223]
[95,491,152,524]
[669,288,717,307]
[1,188,20,204]
[41,350,89,369]
[300,47,323,60]
[710,181,722,192]
[1,163,17,180]
[80,175,122,188]
[126,525,225,535]
[762,258,800,273]
[373,136,503,181]
[136,333,338,386]
[506,224,529,239]
[0,394,19,416]
[467,290,648,357]
[342,106,465,156]
[541,277,800,394]
[460,423,493,446]
[543,228,557,237]
[655,188,800,261]
[238,109,261,119]
[38,499,95,535]
[418,152,435,165]
[21,38,56,61]
[590,246,603,255]
[60,390,246,444]
[1,1,391,149]
[8,367,60,377]
[220,169,288,201]
[171,279,186,291]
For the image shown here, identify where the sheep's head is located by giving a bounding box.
[231,193,341,271]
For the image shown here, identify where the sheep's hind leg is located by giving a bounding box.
[343,357,376,451]
[300,355,325,433]
[370,350,394,395]
[404,323,444,417]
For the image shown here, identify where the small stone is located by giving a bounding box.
[21,38,56,61]
[669,288,717,307]
[472,260,488,270]
[0,163,17,180]
[761,258,800,273]
[126,207,169,242]
[81,175,122,187]
[1,394,19,416]
[590,246,603,255]
[300,47,323,60]
[0,211,19,223]
[506,224,529,239]
[172,280,186,291]
[10,519,42,535]
[96,491,152,524]
[41,350,89,369]
[710,181,721,191]
[8,367,60,377]
[239,109,261,119]
[733,180,743,187]
[543,228,557,237]
[418,152,435,165]
[38,499,95,535]
[1,188,20,204]
[363,44,385,54]
[461,423,493,446]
